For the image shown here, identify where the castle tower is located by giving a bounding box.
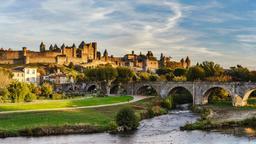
[92,42,97,59]
[40,42,46,52]
[72,43,76,58]
[22,47,29,64]
[103,49,108,61]
[49,44,53,51]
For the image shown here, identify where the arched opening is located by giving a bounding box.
[167,87,193,106]
[203,87,232,105]
[87,85,97,93]
[243,89,256,106]
[110,85,127,95]
[136,85,158,96]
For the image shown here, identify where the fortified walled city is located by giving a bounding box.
[0,41,191,72]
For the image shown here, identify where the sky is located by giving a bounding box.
[0,0,256,69]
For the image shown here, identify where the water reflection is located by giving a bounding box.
[0,111,255,144]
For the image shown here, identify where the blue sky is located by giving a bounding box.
[0,0,256,69]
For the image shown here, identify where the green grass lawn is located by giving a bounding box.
[0,96,133,112]
[0,97,154,134]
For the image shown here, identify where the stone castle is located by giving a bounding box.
[0,41,191,71]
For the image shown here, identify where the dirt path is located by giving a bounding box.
[0,95,150,114]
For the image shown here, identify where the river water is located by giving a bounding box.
[0,110,255,144]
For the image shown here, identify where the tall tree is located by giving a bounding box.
[200,61,224,77]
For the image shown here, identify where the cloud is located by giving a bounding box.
[0,0,255,69]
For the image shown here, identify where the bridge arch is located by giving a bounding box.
[167,86,193,104]
[242,88,256,105]
[86,84,99,93]
[136,85,159,96]
[110,85,127,95]
[202,86,232,105]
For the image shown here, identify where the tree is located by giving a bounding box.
[116,67,135,83]
[137,72,151,81]
[187,66,205,81]
[173,68,187,77]
[85,66,118,95]
[41,83,53,98]
[7,82,31,103]
[228,65,250,81]
[0,68,13,90]
[149,74,159,81]
[115,107,139,131]
[156,68,173,76]
[200,61,224,77]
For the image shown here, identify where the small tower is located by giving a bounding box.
[185,56,191,68]
[72,43,76,48]
[40,42,46,52]
[79,41,86,49]
[103,49,108,61]
[49,44,53,51]
[61,43,65,49]
[53,44,59,50]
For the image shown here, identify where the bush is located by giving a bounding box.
[173,68,187,77]
[51,93,63,100]
[173,76,187,81]
[149,74,159,81]
[161,97,173,110]
[41,83,53,98]
[115,107,139,131]
[24,92,37,102]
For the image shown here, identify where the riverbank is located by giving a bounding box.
[0,97,167,138]
[181,105,256,137]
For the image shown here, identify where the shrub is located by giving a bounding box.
[24,92,37,102]
[161,97,173,110]
[173,68,187,77]
[151,106,167,116]
[51,93,63,100]
[149,74,159,81]
[115,107,139,131]
[173,76,187,81]
[41,83,53,98]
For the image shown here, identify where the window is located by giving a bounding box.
[26,69,30,74]
[32,70,35,74]
[26,78,29,81]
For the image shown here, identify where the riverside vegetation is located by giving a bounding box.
[0,97,175,137]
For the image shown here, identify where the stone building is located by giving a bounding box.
[0,41,98,65]
[12,67,40,84]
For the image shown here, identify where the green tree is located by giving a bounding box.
[228,65,250,81]
[85,66,118,95]
[200,61,224,77]
[7,82,31,103]
[116,107,139,131]
[149,74,159,81]
[187,66,205,81]
[173,68,187,77]
[156,68,173,76]
[41,83,53,98]
[137,72,151,81]
[116,67,135,83]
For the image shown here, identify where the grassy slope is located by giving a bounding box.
[0,96,133,111]
[0,97,154,134]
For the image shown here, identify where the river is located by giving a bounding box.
[0,110,255,144]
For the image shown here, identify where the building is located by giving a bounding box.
[0,41,98,65]
[1,41,191,72]
[12,67,39,84]
[43,73,74,85]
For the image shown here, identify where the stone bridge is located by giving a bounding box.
[57,81,256,106]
